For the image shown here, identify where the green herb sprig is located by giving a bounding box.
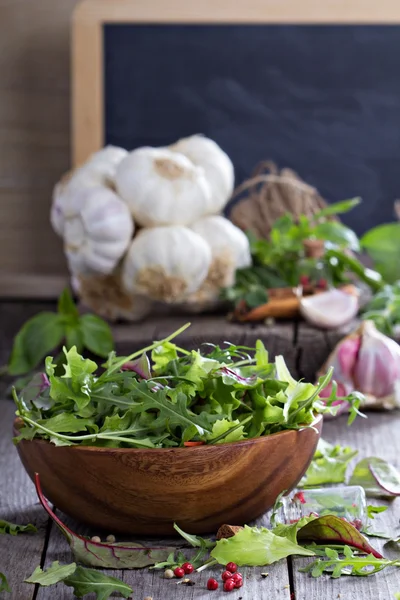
[6,288,114,377]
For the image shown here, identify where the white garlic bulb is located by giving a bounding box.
[115,147,212,227]
[122,226,212,302]
[183,216,251,309]
[61,186,134,275]
[170,134,234,213]
[51,145,128,236]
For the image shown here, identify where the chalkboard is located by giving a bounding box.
[102,24,400,235]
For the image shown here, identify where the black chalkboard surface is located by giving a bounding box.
[104,25,400,235]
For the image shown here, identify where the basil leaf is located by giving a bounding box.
[57,288,79,320]
[8,313,65,376]
[313,221,360,251]
[361,223,400,283]
[80,314,114,358]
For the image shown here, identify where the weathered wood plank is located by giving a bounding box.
[36,510,291,600]
[0,399,48,600]
[292,412,400,599]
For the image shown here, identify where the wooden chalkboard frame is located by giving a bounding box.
[72,0,400,167]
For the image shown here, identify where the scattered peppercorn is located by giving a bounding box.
[225,562,237,573]
[182,562,194,574]
[223,579,235,592]
[299,274,310,286]
[221,570,233,581]
[232,573,243,585]
[164,569,174,579]
[144,597,153,600]
[234,579,243,589]
[352,518,363,531]
[174,567,185,578]
[106,534,116,543]
[180,578,195,586]
[207,578,219,590]
[261,572,269,578]
[90,536,101,543]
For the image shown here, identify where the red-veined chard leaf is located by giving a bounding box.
[35,473,175,568]
[297,515,383,558]
[349,457,400,498]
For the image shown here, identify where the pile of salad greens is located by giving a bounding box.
[13,323,363,449]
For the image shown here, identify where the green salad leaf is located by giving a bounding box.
[300,439,358,487]
[0,573,10,593]
[349,457,400,498]
[300,545,400,578]
[35,474,174,569]
[25,562,77,586]
[63,566,133,600]
[210,525,315,566]
[0,520,37,535]
[13,324,364,449]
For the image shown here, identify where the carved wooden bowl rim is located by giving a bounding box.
[13,414,322,454]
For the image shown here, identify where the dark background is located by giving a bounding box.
[104,24,400,235]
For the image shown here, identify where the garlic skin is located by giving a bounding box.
[75,273,152,322]
[122,226,212,303]
[62,186,134,275]
[51,145,127,237]
[170,134,234,212]
[318,320,400,411]
[300,288,359,329]
[115,147,212,227]
[191,215,251,280]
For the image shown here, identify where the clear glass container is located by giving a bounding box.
[278,486,367,529]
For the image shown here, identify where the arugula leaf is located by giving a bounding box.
[8,313,64,375]
[367,505,388,519]
[210,525,314,566]
[25,562,77,586]
[0,573,10,593]
[0,520,37,535]
[173,523,215,549]
[64,566,133,600]
[300,545,399,578]
[300,439,358,487]
[35,474,174,568]
[349,457,400,498]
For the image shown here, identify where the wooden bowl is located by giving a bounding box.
[14,417,322,535]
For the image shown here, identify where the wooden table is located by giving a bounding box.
[1,303,400,599]
[2,400,400,599]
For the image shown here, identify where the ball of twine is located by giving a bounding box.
[229,161,328,239]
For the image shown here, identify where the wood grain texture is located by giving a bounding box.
[292,412,400,599]
[0,0,79,292]
[14,416,322,535]
[0,401,48,600]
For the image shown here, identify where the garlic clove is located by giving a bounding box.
[115,147,213,227]
[62,186,134,276]
[170,134,234,213]
[299,288,359,329]
[353,321,400,398]
[190,215,251,274]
